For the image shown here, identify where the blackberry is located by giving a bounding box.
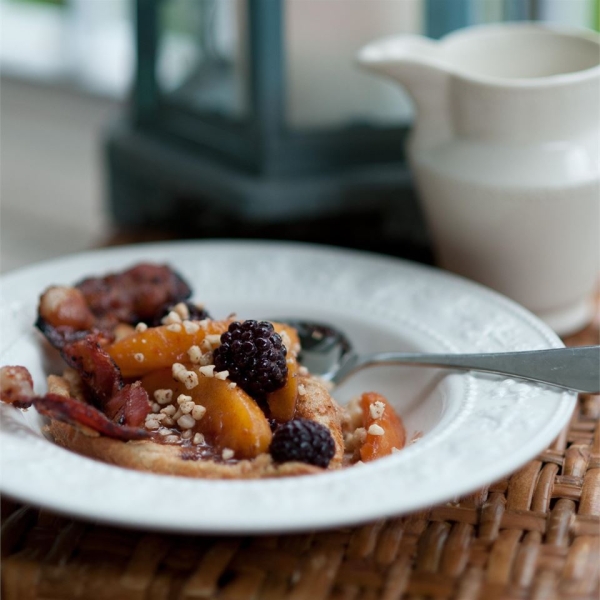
[213,320,287,399]
[151,301,210,326]
[270,418,335,468]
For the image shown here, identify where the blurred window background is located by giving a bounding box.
[1,0,133,96]
[1,0,599,273]
[2,0,598,101]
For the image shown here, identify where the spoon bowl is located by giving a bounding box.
[284,320,353,381]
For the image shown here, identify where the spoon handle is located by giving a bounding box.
[334,346,600,393]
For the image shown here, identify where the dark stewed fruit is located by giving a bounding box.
[213,320,288,399]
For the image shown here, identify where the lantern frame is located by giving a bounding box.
[109,0,524,230]
[134,0,409,177]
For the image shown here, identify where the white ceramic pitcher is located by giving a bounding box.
[358,23,600,335]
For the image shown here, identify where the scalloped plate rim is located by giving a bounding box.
[0,240,576,533]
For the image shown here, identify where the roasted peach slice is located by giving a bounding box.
[107,320,300,379]
[106,320,232,378]
[359,392,406,462]
[141,366,272,459]
[267,356,299,422]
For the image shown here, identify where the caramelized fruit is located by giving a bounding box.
[107,320,300,380]
[270,418,335,468]
[359,392,406,462]
[141,366,272,458]
[214,320,287,398]
[267,356,299,422]
[107,320,232,378]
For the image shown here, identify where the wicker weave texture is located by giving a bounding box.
[2,312,600,600]
[1,390,598,600]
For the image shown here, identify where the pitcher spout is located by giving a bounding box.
[357,35,452,150]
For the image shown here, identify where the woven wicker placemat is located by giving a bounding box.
[2,315,599,600]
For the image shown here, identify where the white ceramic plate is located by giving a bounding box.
[0,241,575,533]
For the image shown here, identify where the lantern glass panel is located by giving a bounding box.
[284,0,422,130]
[156,0,249,120]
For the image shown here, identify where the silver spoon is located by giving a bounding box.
[283,320,600,394]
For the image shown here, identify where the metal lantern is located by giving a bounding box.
[106,0,499,255]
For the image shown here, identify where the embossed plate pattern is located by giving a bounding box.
[0,242,576,533]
